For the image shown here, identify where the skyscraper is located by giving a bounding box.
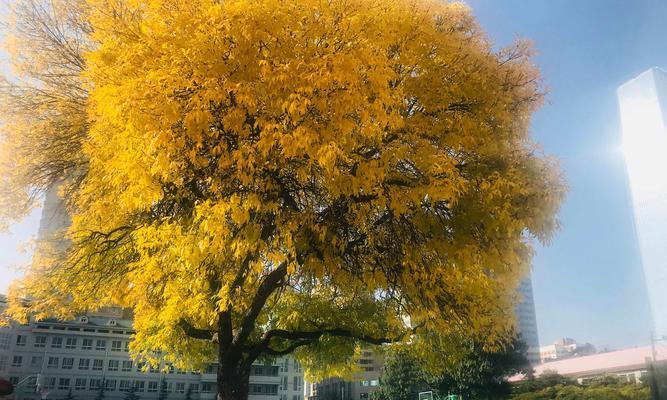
[618,67,667,339]
[517,277,540,363]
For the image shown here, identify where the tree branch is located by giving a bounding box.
[264,339,312,356]
[233,262,288,347]
[178,320,216,341]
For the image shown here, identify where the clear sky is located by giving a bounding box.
[468,0,667,349]
[1,0,667,350]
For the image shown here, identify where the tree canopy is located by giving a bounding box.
[1,0,564,398]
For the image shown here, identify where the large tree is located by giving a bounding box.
[0,0,565,399]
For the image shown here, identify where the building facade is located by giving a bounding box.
[516,277,540,364]
[0,295,305,400]
[618,67,667,339]
[539,338,596,363]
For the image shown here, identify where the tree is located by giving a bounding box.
[433,337,532,399]
[94,387,105,400]
[371,348,429,400]
[511,374,650,400]
[1,0,565,399]
[124,386,141,400]
[63,389,75,400]
[373,336,532,400]
[157,379,169,400]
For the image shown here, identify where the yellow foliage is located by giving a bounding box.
[1,0,565,382]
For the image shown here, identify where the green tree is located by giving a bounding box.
[511,373,650,400]
[157,380,169,400]
[433,338,532,399]
[124,385,141,400]
[371,348,429,400]
[374,337,531,400]
[63,389,75,400]
[94,386,105,400]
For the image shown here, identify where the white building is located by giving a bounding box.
[0,295,305,400]
[618,67,667,339]
[305,348,383,400]
[539,338,596,363]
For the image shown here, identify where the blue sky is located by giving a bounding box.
[468,0,667,349]
[1,0,667,350]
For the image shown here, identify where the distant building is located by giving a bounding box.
[305,348,383,400]
[516,277,540,364]
[0,295,305,400]
[512,345,667,384]
[618,67,667,339]
[539,338,596,363]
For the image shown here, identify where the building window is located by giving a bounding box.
[149,364,160,373]
[134,381,145,392]
[31,356,43,367]
[82,338,93,350]
[108,360,119,371]
[111,340,122,352]
[122,360,133,372]
[43,377,56,389]
[370,380,379,386]
[175,383,185,393]
[0,333,10,350]
[79,358,90,370]
[202,383,213,393]
[124,341,130,352]
[47,357,59,368]
[15,335,27,347]
[90,379,102,390]
[96,339,106,351]
[11,356,22,367]
[92,359,103,371]
[105,379,117,391]
[58,378,71,390]
[147,381,159,393]
[0,355,8,371]
[9,377,19,385]
[75,378,87,391]
[190,383,199,393]
[51,337,63,348]
[250,384,278,395]
[34,335,47,348]
[62,357,74,369]
[65,337,77,349]
[119,380,132,392]
[136,361,146,372]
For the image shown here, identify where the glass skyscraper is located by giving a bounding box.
[618,67,667,339]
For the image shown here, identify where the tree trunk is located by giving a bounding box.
[217,363,251,400]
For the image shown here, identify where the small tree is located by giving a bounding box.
[157,380,169,400]
[371,348,428,400]
[63,389,75,400]
[124,385,141,400]
[94,387,105,400]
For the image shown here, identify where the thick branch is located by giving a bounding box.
[178,320,216,341]
[264,339,312,356]
[233,262,288,347]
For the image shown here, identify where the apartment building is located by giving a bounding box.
[0,295,304,400]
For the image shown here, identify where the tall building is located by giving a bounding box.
[618,67,667,339]
[516,277,540,363]
[0,295,305,400]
